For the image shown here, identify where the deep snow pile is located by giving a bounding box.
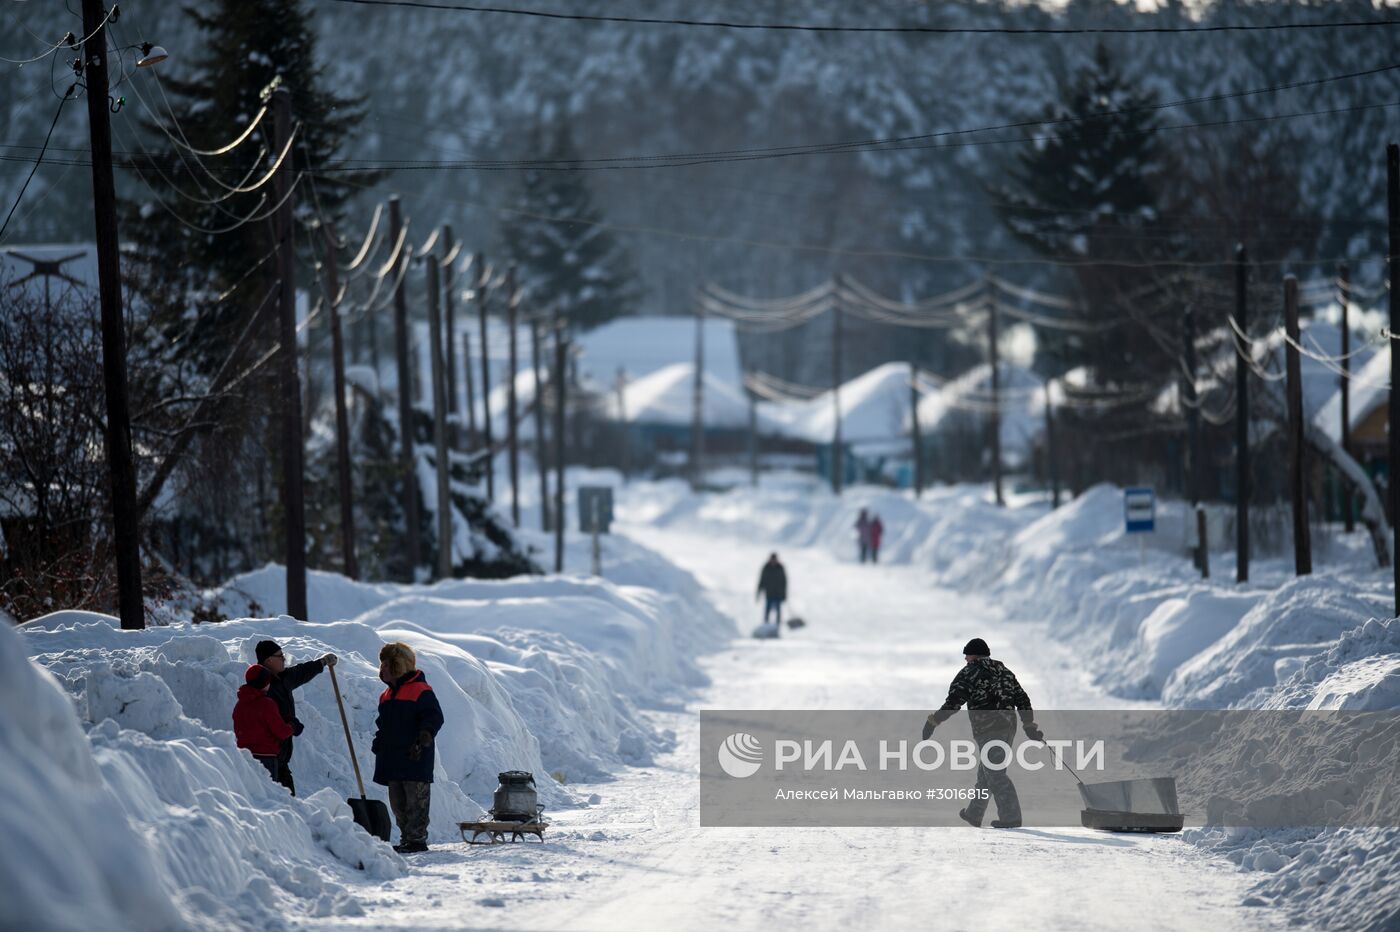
[637,476,1400,929]
[645,476,1393,714]
[11,529,731,928]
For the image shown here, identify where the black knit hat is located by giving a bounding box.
[245,664,272,688]
[962,638,990,657]
[255,640,283,664]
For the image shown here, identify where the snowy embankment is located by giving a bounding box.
[629,474,1399,931]
[8,531,730,931]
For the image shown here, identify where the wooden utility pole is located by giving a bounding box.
[988,277,1004,507]
[1234,243,1250,583]
[1338,261,1354,533]
[615,367,631,482]
[690,298,705,489]
[748,391,759,487]
[388,197,421,576]
[831,275,844,495]
[1044,378,1060,509]
[553,311,568,573]
[441,226,458,422]
[81,0,144,628]
[1283,276,1312,576]
[463,328,478,443]
[1183,304,1205,575]
[475,254,495,500]
[1387,143,1399,616]
[324,225,358,580]
[271,87,307,618]
[425,244,453,581]
[910,362,924,498]
[532,320,551,532]
[506,267,521,527]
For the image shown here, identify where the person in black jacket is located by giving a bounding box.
[372,641,445,854]
[756,553,788,626]
[921,638,1042,829]
[255,639,337,796]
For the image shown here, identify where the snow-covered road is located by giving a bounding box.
[317,525,1283,932]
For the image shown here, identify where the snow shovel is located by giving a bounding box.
[328,665,393,842]
[1045,739,1184,833]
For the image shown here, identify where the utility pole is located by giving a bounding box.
[1338,261,1355,533]
[831,274,844,495]
[271,87,307,618]
[553,311,568,573]
[475,254,495,500]
[988,276,1004,507]
[910,361,924,498]
[532,319,551,532]
[388,197,421,577]
[1284,275,1312,576]
[506,267,521,527]
[81,0,143,629]
[425,246,453,581]
[748,390,759,487]
[615,366,630,483]
[1183,304,1205,575]
[324,225,358,580]
[463,328,478,444]
[441,226,458,425]
[1044,377,1060,509]
[1387,143,1399,616]
[690,297,705,489]
[1234,243,1250,584]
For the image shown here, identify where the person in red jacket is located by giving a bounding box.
[233,664,295,785]
[868,514,885,564]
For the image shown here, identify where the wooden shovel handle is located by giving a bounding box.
[328,664,369,799]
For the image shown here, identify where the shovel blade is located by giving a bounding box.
[348,796,393,842]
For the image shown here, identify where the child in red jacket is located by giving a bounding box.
[233,664,295,785]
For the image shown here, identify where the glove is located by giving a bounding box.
[921,717,936,742]
[371,736,380,755]
[1024,723,1044,742]
[292,720,305,737]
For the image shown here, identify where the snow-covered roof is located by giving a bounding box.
[760,362,917,447]
[1314,343,1388,443]
[576,316,741,388]
[608,362,763,430]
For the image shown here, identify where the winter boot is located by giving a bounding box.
[957,808,981,828]
[394,841,429,854]
[990,819,1022,829]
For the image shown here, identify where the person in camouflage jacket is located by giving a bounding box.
[921,638,1043,829]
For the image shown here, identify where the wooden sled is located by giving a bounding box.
[459,819,549,845]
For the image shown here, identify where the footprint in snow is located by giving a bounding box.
[480,897,506,908]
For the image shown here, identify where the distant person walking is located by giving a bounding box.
[232,664,294,785]
[756,553,788,626]
[373,642,445,854]
[255,639,337,797]
[868,514,885,564]
[921,638,1042,829]
[855,509,872,563]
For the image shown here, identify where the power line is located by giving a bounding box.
[306,67,1400,172]
[314,0,1400,36]
[0,85,72,245]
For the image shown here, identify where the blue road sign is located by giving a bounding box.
[1124,487,1155,534]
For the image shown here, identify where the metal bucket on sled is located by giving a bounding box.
[1076,776,1184,833]
[1047,741,1185,833]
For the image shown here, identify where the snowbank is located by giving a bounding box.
[642,476,1400,929]
[0,620,182,932]
[13,529,731,927]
